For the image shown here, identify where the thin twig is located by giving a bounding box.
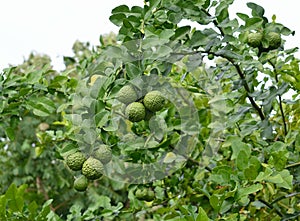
[259,198,284,217]
[271,192,300,205]
[268,60,287,136]
[285,162,300,169]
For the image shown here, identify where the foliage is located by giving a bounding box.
[1,0,300,220]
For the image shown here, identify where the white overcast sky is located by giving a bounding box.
[0,0,299,71]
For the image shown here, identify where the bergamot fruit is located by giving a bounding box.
[125,102,146,122]
[92,144,112,165]
[66,151,86,171]
[145,189,155,201]
[143,90,165,112]
[247,32,263,48]
[135,188,155,201]
[117,85,138,104]
[135,188,148,200]
[73,175,88,192]
[81,157,104,180]
[266,32,281,49]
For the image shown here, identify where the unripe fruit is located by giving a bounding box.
[266,32,281,49]
[247,32,263,48]
[73,175,88,192]
[143,91,165,112]
[117,85,138,104]
[208,53,214,60]
[135,188,155,201]
[92,144,112,165]
[82,157,104,180]
[125,102,146,122]
[66,151,86,171]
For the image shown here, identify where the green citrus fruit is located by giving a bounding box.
[73,175,88,192]
[266,32,281,49]
[117,85,138,104]
[81,157,104,180]
[143,91,165,112]
[92,144,112,165]
[247,32,263,48]
[135,188,155,201]
[66,151,86,171]
[125,102,146,122]
[208,53,214,60]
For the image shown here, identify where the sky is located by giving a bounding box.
[0,0,299,71]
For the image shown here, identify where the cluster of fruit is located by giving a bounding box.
[247,31,282,51]
[65,144,112,191]
[117,85,165,122]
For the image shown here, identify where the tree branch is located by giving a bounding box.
[225,57,265,121]
[36,176,55,211]
[268,60,287,136]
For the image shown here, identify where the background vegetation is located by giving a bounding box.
[1,0,300,220]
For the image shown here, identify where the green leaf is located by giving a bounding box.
[276,170,293,189]
[26,70,43,84]
[0,195,7,220]
[225,136,251,160]
[163,152,177,163]
[196,207,209,221]
[109,14,127,27]
[215,1,230,23]
[244,17,264,31]
[209,166,232,185]
[254,167,273,182]
[28,201,38,220]
[236,184,263,200]
[247,2,265,17]
[5,183,27,213]
[236,150,250,170]
[126,63,141,79]
[111,5,130,14]
[215,49,243,60]
[174,26,191,40]
[26,96,56,117]
[236,13,249,22]
[36,199,53,221]
[190,30,210,47]
[145,0,161,20]
[5,127,15,141]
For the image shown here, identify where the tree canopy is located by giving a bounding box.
[1,0,300,220]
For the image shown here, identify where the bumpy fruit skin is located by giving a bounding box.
[135,188,155,201]
[92,144,112,165]
[117,85,138,104]
[125,102,146,122]
[66,151,86,171]
[247,32,263,48]
[145,189,155,201]
[135,188,147,200]
[74,175,88,192]
[143,91,165,112]
[81,157,104,180]
[266,32,281,49]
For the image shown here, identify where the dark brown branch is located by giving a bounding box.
[201,9,225,36]
[268,60,287,136]
[259,198,284,217]
[170,50,266,120]
[271,192,300,205]
[226,57,265,121]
